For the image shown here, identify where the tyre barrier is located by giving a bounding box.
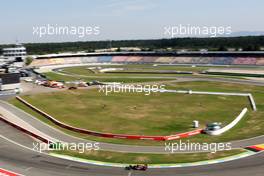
[15,96,202,141]
[0,115,50,143]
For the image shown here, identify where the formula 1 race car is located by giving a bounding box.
[125,164,148,171]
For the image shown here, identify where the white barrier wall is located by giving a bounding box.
[162,89,257,111]
[99,68,124,73]
[111,86,257,111]
[248,94,257,111]
[205,108,248,135]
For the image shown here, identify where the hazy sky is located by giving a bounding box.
[0,0,263,44]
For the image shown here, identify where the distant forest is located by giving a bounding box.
[1,36,264,55]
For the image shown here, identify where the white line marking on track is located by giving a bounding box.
[24,167,33,171]
[0,135,34,152]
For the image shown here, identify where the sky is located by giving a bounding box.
[0,0,263,44]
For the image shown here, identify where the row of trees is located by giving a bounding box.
[0,36,264,55]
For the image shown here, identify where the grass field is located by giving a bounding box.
[9,81,264,146]
[44,71,177,83]
[12,87,248,136]
[52,149,245,164]
[43,64,250,83]
[61,64,264,74]
[61,65,206,74]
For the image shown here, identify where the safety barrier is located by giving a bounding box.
[165,129,203,140]
[205,108,248,135]
[0,115,50,143]
[112,86,257,111]
[160,89,257,111]
[15,96,202,141]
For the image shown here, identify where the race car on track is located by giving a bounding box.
[125,164,148,171]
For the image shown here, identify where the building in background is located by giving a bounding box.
[2,44,27,67]
[0,73,20,91]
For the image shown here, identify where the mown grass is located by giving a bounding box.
[53,149,245,164]
[62,64,264,74]
[10,88,247,136]
[44,72,177,83]
[46,64,248,82]
[9,81,264,146]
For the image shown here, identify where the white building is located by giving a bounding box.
[2,44,27,63]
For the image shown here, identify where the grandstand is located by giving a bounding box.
[155,57,174,63]
[29,56,264,67]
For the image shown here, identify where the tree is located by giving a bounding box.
[218,45,227,51]
[25,56,33,65]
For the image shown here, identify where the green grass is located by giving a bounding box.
[164,81,264,142]
[53,149,245,164]
[9,98,166,145]
[46,65,249,83]
[44,70,245,84]
[58,65,209,77]
[63,65,204,73]
[11,88,247,136]
[9,81,264,146]
[44,72,177,83]
[62,64,264,74]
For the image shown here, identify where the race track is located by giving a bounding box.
[0,76,264,176]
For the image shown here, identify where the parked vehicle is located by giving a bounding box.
[24,78,33,82]
[68,86,77,90]
[87,80,105,86]
[205,122,222,131]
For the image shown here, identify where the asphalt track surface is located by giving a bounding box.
[1,90,264,153]
[0,76,264,176]
[53,68,264,86]
[1,130,264,176]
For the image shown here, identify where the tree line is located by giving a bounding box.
[0,36,264,55]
